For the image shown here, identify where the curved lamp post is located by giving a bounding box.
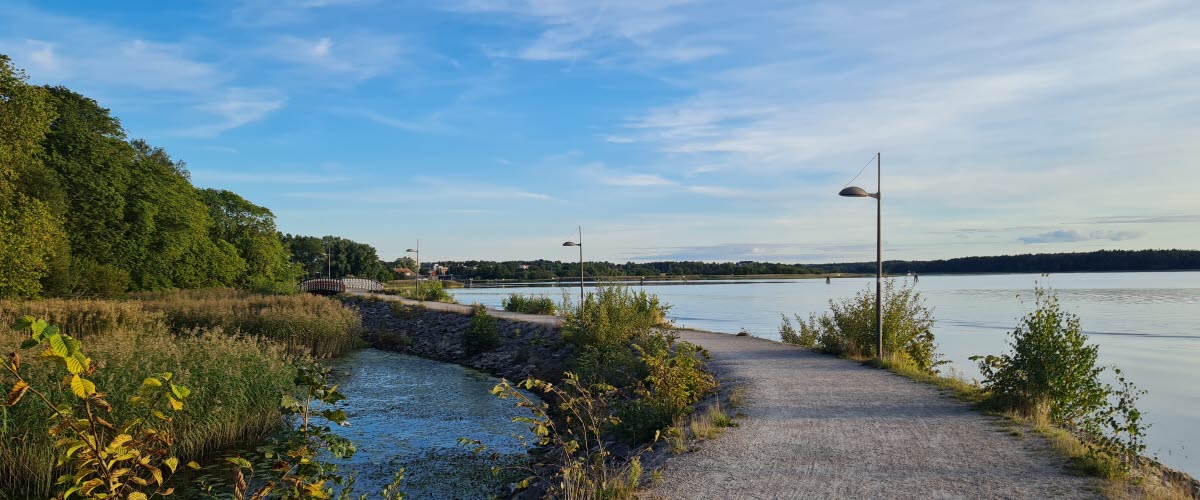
[839,152,883,361]
[405,240,419,278]
[563,226,584,311]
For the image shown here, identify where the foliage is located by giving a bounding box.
[479,374,645,499]
[3,316,194,499]
[282,234,393,283]
[133,289,361,358]
[65,258,132,298]
[971,285,1148,474]
[819,249,1200,275]
[0,311,296,498]
[780,279,940,372]
[561,286,670,386]
[463,307,502,356]
[197,188,301,291]
[616,333,716,442]
[502,294,557,315]
[398,281,454,303]
[0,54,68,300]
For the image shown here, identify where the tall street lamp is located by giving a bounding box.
[839,152,883,361]
[406,240,420,278]
[562,226,584,310]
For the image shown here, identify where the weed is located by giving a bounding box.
[502,294,556,315]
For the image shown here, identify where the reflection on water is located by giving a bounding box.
[452,271,1200,477]
[325,349,534,498]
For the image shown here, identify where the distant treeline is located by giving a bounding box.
[440,249,1200,281]
[0,54,390,298]
[819,249,1200,275]
[442,260,823,280]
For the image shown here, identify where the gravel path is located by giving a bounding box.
[648,330,1100,500]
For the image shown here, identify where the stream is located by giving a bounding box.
[324,349,536,498]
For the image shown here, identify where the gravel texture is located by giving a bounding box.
[647,330,1101,500]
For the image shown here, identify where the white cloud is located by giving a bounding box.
[260,33,405,79]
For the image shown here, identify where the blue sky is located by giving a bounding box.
[3,1,1198,263]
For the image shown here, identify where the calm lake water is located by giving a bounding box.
[325,349,534,498]
[450,271,1200,477]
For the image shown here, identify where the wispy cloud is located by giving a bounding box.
[1019,229,1141,244]
[259,32,405,80]
[177,88,287,138]
[192,170,352,185]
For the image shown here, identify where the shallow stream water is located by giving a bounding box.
[324,349,535,498]
[451,271,1200,477]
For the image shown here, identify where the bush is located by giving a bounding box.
[617,333,716,442]
[562,286,671,387]
[132,289,361,357]
[502,293,556,315]
[463,306,501,355]
[972,284,1147,474]
[66,258,131,297]
[780,279,940,372]
[400,280,454,302]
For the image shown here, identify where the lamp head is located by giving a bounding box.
[563,241,579,247]
[405,248,417,253]
[839,186,871,197]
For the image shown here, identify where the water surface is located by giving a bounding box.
[325,349,534,498]
[451,272,1200,477]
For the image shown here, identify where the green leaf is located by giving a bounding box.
[19,339,38,350]
[164,456,179,473]
[70,375,96,398]
[169,383,190,399]
[225,457,253,469]
[142,377,162,388]
[64,355,84,375]
[12,316,34,333]
[48,333,69,358]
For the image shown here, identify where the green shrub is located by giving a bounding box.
[463,307,501,355]
[400,280,454,302]
[972,284,1147,474]
[66,258,131,297]
[617,333,716,442]
[502,293,556,315]
[780,279,939,372]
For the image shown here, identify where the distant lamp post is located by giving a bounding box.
[406,240,420,279]
[839,152,883,361]
[562,226,584,310]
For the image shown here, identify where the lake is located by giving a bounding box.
[449,271,1200,477]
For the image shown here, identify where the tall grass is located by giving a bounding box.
[0,298,163,340]
[133,289,361,358]
[0,323,296,499]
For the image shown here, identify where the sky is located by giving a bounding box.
[2,0,1198,264]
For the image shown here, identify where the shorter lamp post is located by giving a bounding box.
[562,226,584,311]
[838,152,883,361]
[406,240,420,278]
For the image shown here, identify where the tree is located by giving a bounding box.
[0,54,68,299]
[197,188,299,289]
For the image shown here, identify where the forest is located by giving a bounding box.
[0,54,391,299]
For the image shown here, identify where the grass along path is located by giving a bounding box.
[647,330,1100,499]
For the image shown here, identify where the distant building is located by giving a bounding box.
[393,267,416,277]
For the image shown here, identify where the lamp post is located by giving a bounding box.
[562,226,584,310]
[838,152,883,361]
[406,240,419,279]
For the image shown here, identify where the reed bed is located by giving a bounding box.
[0,298,163,340]
[0,324,296,499]
[133,289,361,358]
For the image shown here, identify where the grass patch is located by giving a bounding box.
[132,289,361,358]
[384,280,456,303]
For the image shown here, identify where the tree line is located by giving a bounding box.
[0,54,393,298]
[820,249,1200,275]
[439,249,1200,281]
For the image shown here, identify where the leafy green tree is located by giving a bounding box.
[197,188,300,289]
[0,54,68,299]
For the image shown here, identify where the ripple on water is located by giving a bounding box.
[326,349,537,499]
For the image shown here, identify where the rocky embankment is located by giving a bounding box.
[344,295,573,383]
